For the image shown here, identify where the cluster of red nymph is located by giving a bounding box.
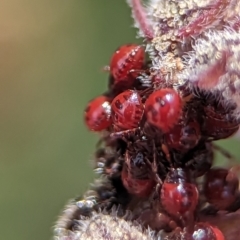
[82,43,240,239]
[53,0,240,238]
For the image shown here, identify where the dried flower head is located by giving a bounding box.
[129,0,240,119]
[54,0,240,239]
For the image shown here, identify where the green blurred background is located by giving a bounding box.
[0,1,239,240]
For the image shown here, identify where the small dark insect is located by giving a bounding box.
[121,151,155,197]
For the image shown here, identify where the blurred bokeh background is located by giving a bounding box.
[0,1,239,240]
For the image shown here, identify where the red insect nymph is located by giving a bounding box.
[121,168,155,198]
[192,222,225,240]
[111,90,144,130]
[204,168,239,210]
[110,44,144,84]
[145,88,182,133]
[84,95,112,132]
[160,168,199,217]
